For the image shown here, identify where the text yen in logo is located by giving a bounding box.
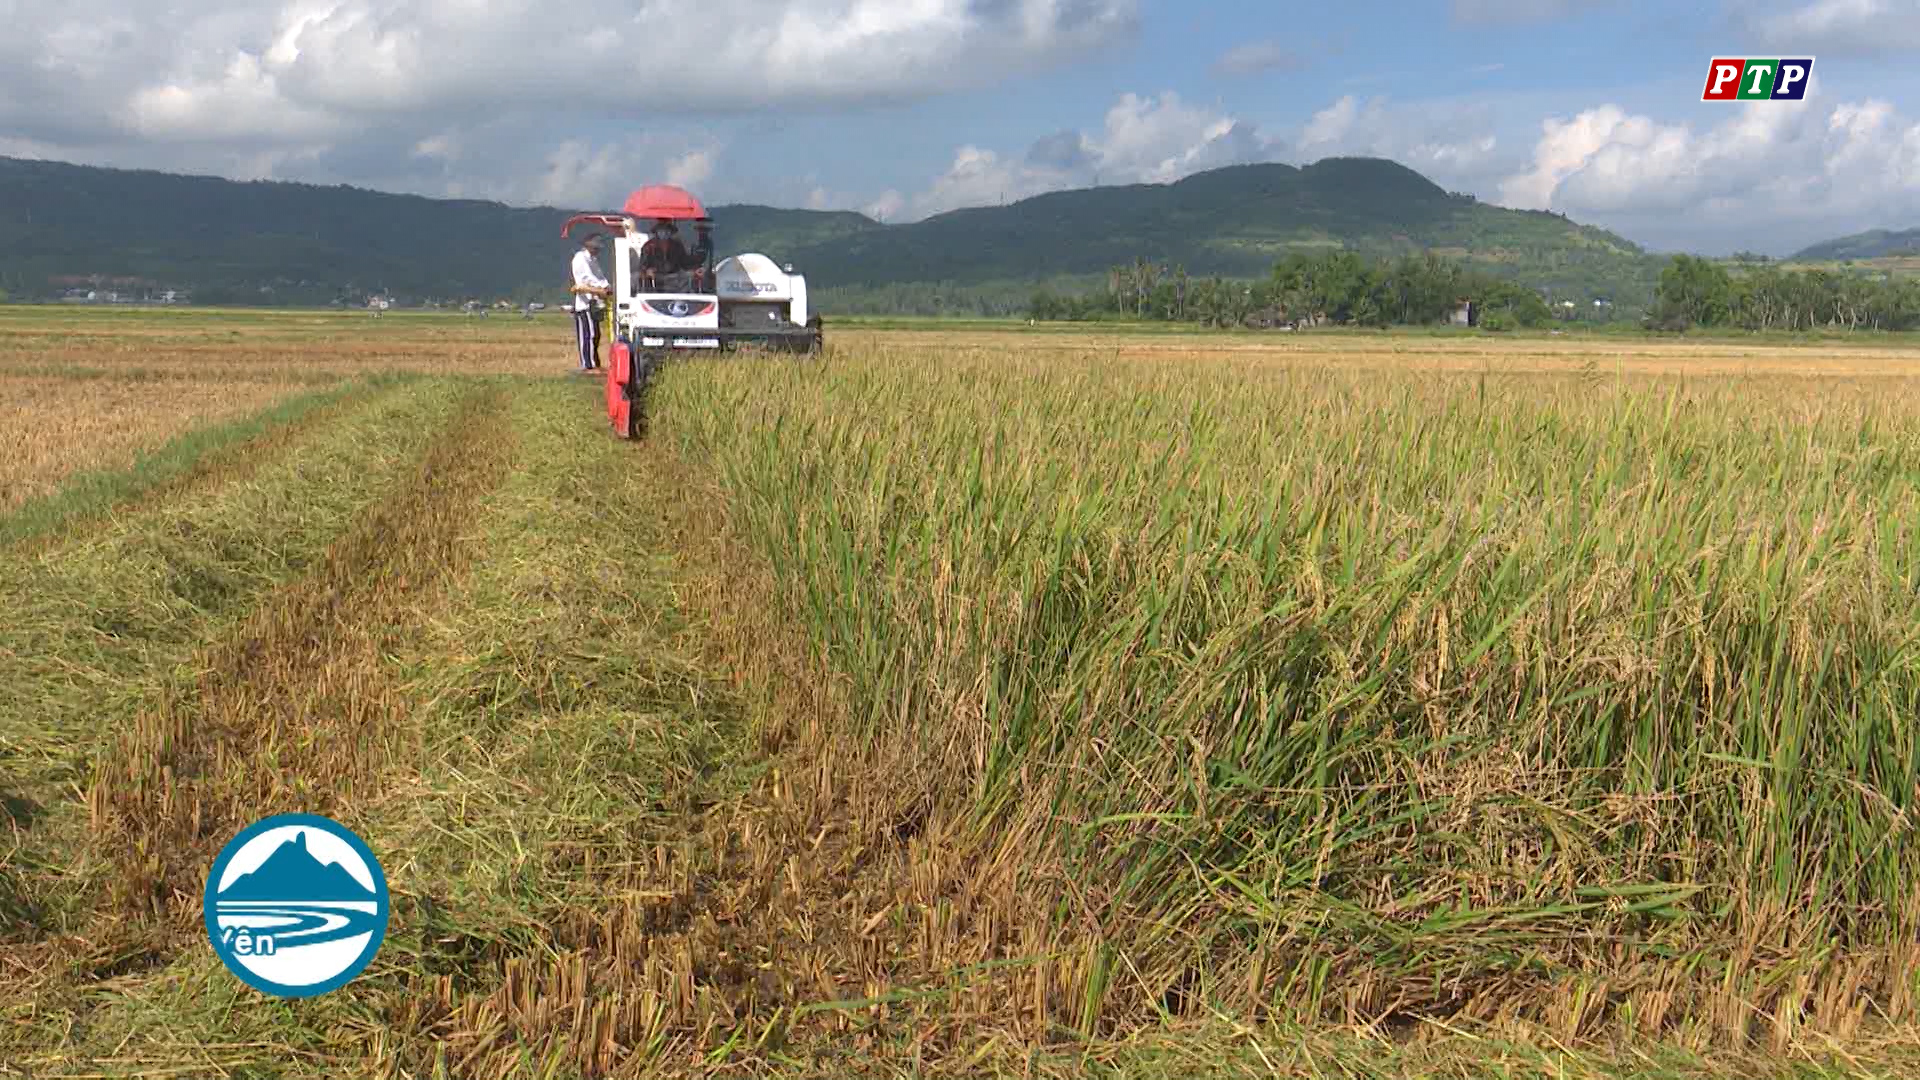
[1702,57,1814,101]
[203,813,390,998]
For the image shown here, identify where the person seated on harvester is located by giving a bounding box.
[690,224,713,281]
[631,220,705,292]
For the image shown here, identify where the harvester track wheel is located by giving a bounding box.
[607,343,639,440]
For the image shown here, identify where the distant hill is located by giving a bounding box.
[0,155,872,306]
[785,159,1653,295]
[0,154,1659,309]
[1791,228,1920,262]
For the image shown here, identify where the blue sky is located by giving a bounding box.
[2,0,1918,255]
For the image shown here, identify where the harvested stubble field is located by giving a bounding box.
[3,305,1920,1079]
[0,375,310,511]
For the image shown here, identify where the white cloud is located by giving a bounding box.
[666,149,717,192]
[1293,94,1508,192]
[897,90,1286,220]
[91,0,1133,126]
[514,136,732,209]
[412,134,456,161]
[915,145,1028,217]
[1300,96,1359,146]
[128,51,346,143]
[1745,0,1920,56]
[0,0,1137,206]
[531,140,638,208]
[1097,92,1264,182]
[1498,105,1648,210]
[864,190,907,222]
[1494,80,1920,252]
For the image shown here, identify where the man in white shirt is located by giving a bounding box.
[569,234,611,371]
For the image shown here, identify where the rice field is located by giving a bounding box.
[3,305,1920,1078]
[0,375,312,510]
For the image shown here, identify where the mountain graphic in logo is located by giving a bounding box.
[217,829,377,903]
[203,813,390,998]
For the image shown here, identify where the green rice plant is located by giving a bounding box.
[654,345,1920,1034]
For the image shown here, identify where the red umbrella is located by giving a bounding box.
[560,184,712,238]
[621,185,709,222]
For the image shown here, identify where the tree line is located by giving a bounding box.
[1029,251,1566,330]
[1028,249,1920,334]
[1650,255,1920,331]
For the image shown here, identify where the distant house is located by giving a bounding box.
[1449,298,1475,326]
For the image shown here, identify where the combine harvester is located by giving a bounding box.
[562,184,824,439]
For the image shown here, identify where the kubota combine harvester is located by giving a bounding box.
[562,184,824,439]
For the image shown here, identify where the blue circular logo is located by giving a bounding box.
[203,813,389,998]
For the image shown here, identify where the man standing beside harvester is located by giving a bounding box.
[568,232,612,372]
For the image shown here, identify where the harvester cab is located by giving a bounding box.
[561,183,824,439]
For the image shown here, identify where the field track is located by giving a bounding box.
[4,307,1920,1079]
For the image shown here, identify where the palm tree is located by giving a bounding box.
[1134,256,1165,317]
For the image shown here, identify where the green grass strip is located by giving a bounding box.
[0,372,416,547]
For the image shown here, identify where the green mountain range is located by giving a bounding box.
[1790,228,1920,262]
[794,159,1650,286]
[0,153,1662,311]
